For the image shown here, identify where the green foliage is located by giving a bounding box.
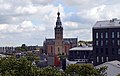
[0,57,40,76]
[78,40,92,46]
[58,54,67,61]
[117,74,120,76]
[0,56,65,76]
[96,66,107,76]
[16,44,28,52]
[0,57,107,76]
[65,64,107,76]
[25,52,39,62]
[39,66,66,76]
[65,64,80,76]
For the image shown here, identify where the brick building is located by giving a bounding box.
[43,12,77,56]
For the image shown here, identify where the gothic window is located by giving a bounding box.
[58,47,60,53]
[51,46,53,54]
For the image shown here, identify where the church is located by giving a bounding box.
[43,11,77,56]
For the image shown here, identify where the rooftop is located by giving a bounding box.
[69,46,93,51]
[93,18,120,29]
[96,60,120,69]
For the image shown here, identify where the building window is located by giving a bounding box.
[58,47,60,53]
[112,32,114,38]
[112,40,115,45]
[51,46,53,54]
[117,32,120,38]
[106,57,108,62]
[97,56,99,62]
[77,51,79,55]
[96,48,99,54]
[101,40,103,46]
[101,57,104,62]
[112,48,115,55]
[118,49,120,55]
[118,40,120,46]
[105,40,108,45]
[105,48,108,55]
[96,40,98,46]
[101,33,103,38]
[101,48,103,53]
[105,32,108,38]
[96,32,98,39]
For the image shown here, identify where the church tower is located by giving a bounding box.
[54,11,63,55]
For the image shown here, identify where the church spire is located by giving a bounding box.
[56,11,62,27]
[54,11,63,40]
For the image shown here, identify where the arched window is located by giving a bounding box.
[58,47,60,53]
[51,46,53,55]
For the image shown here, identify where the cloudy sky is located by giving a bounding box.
[0,0,120,46]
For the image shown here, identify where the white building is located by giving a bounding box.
[68,46,93,63]
[96,60,120,76]
[0,47,15,54]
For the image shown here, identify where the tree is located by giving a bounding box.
[65,64,80,76]
[21,44,28,51]
[15,44,28,52]
[25,52,40,62]
[96,66,107,76]
[0,56,107,76]
[65,64,107,76]
[0,56,65,76]
[0,56,40,76]
[117,74,120,76]
[39,66,66,76]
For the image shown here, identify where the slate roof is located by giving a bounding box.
[93,18,120,29]
[44,38,77,45]
[96,60,120,76]
[69,47,93,51]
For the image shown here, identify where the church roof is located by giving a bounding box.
[44,38,77,45]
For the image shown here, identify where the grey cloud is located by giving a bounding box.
[31,0,54,5]
[64,13,94,24]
